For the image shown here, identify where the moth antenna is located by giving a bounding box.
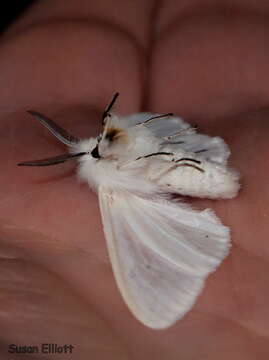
[154,161,204,181]
[17,152,87,167]
[27,111,79,146]
[136,113,173,126]
[102,92,120,125]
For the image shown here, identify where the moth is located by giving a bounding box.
[18,93,240,329]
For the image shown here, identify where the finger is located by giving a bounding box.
[149,6,269,120]
[0,252,128,358]
[0,0,153,354]
[148,5,269,358]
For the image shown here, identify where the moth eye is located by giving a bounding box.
[91,145,100,159]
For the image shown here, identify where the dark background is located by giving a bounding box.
[1,1,34,33]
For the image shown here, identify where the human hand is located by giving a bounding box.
[0,1,268,359]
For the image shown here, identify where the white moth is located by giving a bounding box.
[18,93,240,329]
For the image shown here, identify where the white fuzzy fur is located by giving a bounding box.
[75,113,239,198]
[72,112,240,329]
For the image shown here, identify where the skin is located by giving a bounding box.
[0,0,269,358]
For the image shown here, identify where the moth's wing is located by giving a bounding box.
[123,113,230,165]
[99,187,230,329]
[162,134,230,165]
[149,157,240,199]
[123,113,190,137]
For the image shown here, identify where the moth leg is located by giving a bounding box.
[136,113,173,126]
[150,163,178,181]
[117,152,174,171]
[152,160,204,181]
[162,126,198,140]
[174,157,204,172]
[176,163,204,173]
[175,157,201,165]
[136,152,174,161]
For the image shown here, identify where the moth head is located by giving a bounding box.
[90,93,129,160]
[94,121,129,160]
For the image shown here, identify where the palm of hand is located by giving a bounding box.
[0,3,268,359]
